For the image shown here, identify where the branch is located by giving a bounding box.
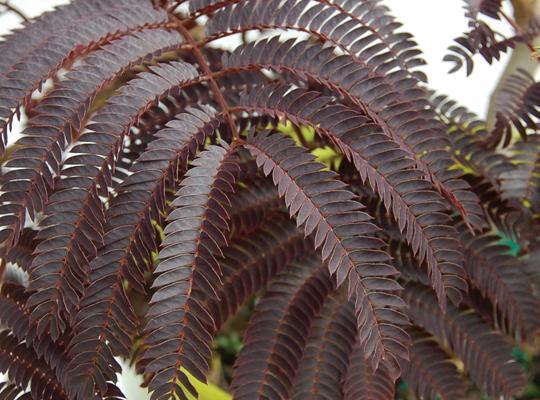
[0,1,29,22]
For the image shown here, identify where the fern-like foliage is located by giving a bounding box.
[445,0,539,76]
[501,134,540,249]
[0,1,537,399]
[401,328,467,400]
[492,69,540,145]
[404,283,527,398]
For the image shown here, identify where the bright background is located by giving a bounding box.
[0,0,522,399]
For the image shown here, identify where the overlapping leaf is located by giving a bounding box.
[66,107,217,400]
[25,59,200,342]
[237,84,468,307]
[290,292,356,400]
[232,256,334,399]
[0,29,184,251]
[501,134,540,247]
[224,36,486,231]
[143,143,239,400]
[404,283,527,398]
[432,93,519,232]
[206,217,309,331]
[401,328,467,400]
[0,1,535,399]
[0,1,168,154]
[456,221,540,340]
[244,130,409,378]
[206,0,426,81]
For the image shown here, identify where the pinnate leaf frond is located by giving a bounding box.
[143,143,240,400]
[244,130,410,378]
[232,256,334,399]
[342,333,395,400]
[404,283,527,398]
[65,106,217,400]
[0,1,535,399]
[238,84,468,307]
[291,291,356,400]
[401,328,467,400]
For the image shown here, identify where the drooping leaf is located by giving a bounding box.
[401,328,467,400]
[232,255,334,399]
[404,283,527,398]
[0,29,185,251]
[0,2,169,154]
[244,130,410,378]
[238,84,468,308]
[291,291,356,400]
[66,107,217,400]
[224,37,486,230]
[143,143,240,400]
